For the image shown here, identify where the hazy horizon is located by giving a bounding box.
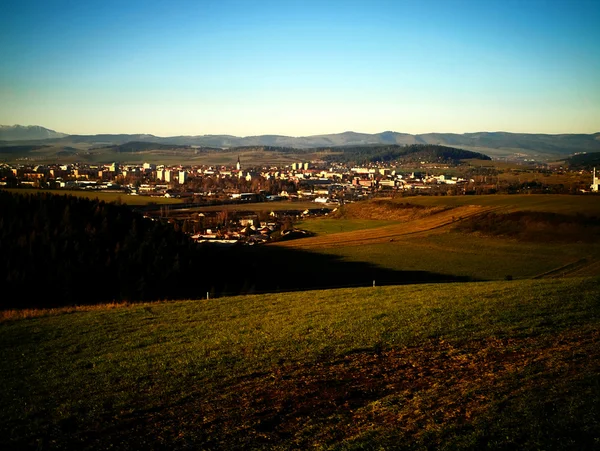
[1,0,599,136]
[2,124,600,139]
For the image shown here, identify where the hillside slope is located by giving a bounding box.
[3,129,600,160]
[0,125,67,140]
[276,204,495,249]
[563,151,600,169]
[282,195,600,283]
[321,143,491,164]
[1,278,599,449]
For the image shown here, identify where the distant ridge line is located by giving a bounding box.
[2,126,600,158]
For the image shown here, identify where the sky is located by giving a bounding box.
[0,0,599,136]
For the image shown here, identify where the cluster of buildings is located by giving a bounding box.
[180,207,333,246]
[0,158,475,203]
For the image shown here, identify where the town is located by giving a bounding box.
[1,157,477,196]
[1,156,598,245]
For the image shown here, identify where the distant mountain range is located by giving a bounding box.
[2,125,600,160]
[0,125,67,141]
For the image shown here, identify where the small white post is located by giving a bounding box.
[206,292,209,300]
[373,280,376,288]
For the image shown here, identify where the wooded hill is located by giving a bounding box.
[97,141,222,153]
[321,144,491,164]
[0,191,202,307]
[563,152,600,169]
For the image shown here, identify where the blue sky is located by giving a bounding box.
[1,0,599,136]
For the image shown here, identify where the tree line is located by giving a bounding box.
[0,190,207,308]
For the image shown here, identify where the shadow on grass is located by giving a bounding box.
[199,244,475,298]
[2,240,474,309]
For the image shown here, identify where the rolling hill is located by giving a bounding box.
[283,195,600,282]
[2,126,600,160]
[563,151,600,169]
[1,277,599,449]
[0,125,67,141]
[321,144,491,164]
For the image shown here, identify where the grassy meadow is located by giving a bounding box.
[1,277,599,449]
[287,194,600,282]
[0,146,333,166]
[2,188,184,205]
[393,194,600,216]
[189,199,318,213]
[316,233,599,281]
[296,218,398,235]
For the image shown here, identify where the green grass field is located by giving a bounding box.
[318,231,600,281]
[279,195,600,282]
[1,278,599,449]
[395,194,600,216]
[189,200,318,213]
[0,147,334,166]
[297,218,398,235]
[2,188,184,205]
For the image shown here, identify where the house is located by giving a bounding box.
[270,210,303,218]
[239,193,260,202]
[257,226,272,235]
[239,217,258,227]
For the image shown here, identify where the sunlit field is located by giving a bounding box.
[296,218,398,234]
[396,194,600,216]
[2,188,183,205]
[279,194,600,282]
[1,278,599,449]
[318,232,600,281]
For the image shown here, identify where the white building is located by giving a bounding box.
[179,170,188,184]
[592,168,599,192]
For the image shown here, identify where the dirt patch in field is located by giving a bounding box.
[28,328,598,449]
[194,329,600,448]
